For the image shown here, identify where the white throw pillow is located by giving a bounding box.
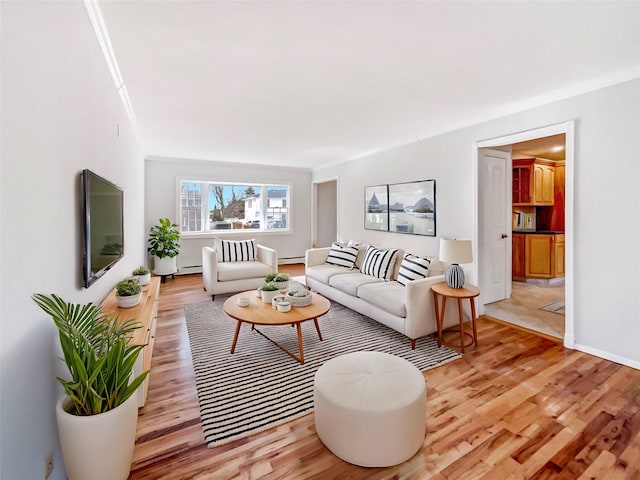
[325,242,358,269]
[360,245,398,281]
[397,253,431,286]
[215,238,256,262]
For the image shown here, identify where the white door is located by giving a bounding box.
[479,148,511,304]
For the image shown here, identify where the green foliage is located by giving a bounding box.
[260,282,279,291]
[132,266,150,276]
[115,279,142,297]
[265,272,289,283]
[32,293,149,416]
[148,218,181,259]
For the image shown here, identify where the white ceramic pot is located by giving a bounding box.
[115,292,141,309]
[56,393,138,480]
[134,273,151,285]
[152,256,177,275]
[260,289,279,304]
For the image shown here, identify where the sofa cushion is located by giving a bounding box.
[217,260,272,281]
[329,272,384,297]
[216,238,256,262]
[326,242,359,269]
[427,258,444,276]
[357,282,407,318]
[360,246,399,281]
[306,264,352,284]
[397,254,431,286]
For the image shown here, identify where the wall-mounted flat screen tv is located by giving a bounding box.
[81,169,124,288]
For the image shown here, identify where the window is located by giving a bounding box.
[178,181,290,234]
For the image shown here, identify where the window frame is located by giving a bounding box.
[176,177,292,236]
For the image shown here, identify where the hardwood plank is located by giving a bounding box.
[129,271,640,480]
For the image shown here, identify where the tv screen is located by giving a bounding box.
[81,169,124,287]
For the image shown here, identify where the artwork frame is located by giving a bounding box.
[388,179,436,236]
[364,184,389,231]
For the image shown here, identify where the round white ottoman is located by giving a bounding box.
[313,351,426,467]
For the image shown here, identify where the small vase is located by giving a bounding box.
[134,273,151,286]
[115,292,141,309]
[260,290,279,304]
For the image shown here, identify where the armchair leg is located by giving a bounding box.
[410,338,416,350]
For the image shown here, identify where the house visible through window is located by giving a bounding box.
[179,181,290,233]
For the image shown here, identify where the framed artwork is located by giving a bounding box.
[364,185,388,231]
[388,179,436,236]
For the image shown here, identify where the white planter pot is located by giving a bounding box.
[115,292,141,309]
[133,273,151,285]
[261,290,279,304]
[153,255,177,275]
[56,393,138,480]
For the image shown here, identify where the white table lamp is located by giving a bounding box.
[439,239,473,289]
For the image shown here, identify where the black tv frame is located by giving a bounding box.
[81,169,124,288]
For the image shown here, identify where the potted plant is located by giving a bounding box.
[148,217,180,275]
[132,265,151,285]
[265,272,290,292]
[32,293,149,480]
[115,278,142,308]
[259,282,280,303]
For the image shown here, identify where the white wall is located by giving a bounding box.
[145,157,313,268]
[0,3,145,479]
[313,78,640,368]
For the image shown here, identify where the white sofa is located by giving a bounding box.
[202,243,278,299]
[305,245,472,348]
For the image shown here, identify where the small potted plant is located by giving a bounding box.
[115,278,142,308]
[265,272,289,292]
[148,218,181,275]
[131,266,151,286]
[259,282,280,303]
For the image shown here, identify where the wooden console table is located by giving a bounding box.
[431,282,479,353]
[101,276,160,407]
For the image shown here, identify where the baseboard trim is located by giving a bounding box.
[481,315,563,343]
[572,342,640,370]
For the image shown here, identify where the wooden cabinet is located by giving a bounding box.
[524,234,565,279]
[512,233,526,281]
[513,159,554,206]
[101,276,160,407]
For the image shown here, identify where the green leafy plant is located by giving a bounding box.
[259,282,279,292]
[132,266,150,276]
[265,272,289,283]
[148,218,181,259]
[32,293,149,416]
[115,279,142,297]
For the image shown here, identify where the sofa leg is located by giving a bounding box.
[211,295,215,301]
[410,339,416,350]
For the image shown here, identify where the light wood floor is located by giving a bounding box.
[130,269,640,480]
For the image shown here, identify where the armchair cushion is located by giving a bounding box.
[217,260,273,282]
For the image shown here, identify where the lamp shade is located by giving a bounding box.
[439,239,473,265]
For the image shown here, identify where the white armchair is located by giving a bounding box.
[202,243,278,299]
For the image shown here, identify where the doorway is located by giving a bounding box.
[312,178,338,248]
[474,122,575,348]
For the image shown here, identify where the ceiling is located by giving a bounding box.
[512,134,566,161]
[98,1,640,169]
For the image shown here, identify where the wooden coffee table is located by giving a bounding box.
[223,290,330,364]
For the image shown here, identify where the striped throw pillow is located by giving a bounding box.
[217,239,256,262]
[325,242,358,269]
[397,254,431,286]
[360,246,399,280]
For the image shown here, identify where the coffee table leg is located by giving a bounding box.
[231,321,242,353]
[296,323,305,364]
[313,318,323,341]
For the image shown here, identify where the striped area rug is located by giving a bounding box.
[184,298,461,448]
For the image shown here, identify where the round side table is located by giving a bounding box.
[431,282,480,353]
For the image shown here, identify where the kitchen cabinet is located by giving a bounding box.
[524,234,565,279]
[512,233,526,281]
[513,159,555,206]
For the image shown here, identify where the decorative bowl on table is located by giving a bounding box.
[287,290,312,307]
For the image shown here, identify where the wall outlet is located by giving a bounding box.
[44,451,53,479]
